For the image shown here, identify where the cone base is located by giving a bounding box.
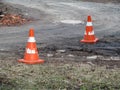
[18,59,44,64]
[81,38,98,43]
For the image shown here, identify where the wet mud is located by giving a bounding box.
[36,32,120,67]
[41,32,120,56]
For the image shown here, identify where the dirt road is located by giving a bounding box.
[0,0,120,58]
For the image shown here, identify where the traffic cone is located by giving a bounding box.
[81,16,98,43]
[18,28,44,64]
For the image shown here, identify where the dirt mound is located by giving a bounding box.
[0,2,32,26]
[0,14,31,26]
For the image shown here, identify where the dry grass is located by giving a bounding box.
[0,58,120,90]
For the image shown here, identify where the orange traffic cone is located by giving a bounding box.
[81,16,98,43]
[18,28,44,64]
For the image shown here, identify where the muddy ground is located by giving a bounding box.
[0,1,120,68]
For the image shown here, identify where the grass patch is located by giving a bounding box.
[0,59,120,90]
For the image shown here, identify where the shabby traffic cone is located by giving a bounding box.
[18,28,44,64]
[81,16,98,43]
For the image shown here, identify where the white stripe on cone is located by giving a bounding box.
[88,31,94,35]
[28,37,36,42]
[26,48,36,54]
[86,22,92,26]
[84,31,95,35]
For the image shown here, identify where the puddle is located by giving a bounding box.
[60,20,84,25]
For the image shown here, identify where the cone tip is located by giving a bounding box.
[87,15,92,22]
[29,28,34,37]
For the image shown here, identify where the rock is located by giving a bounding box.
[86,55,98,60]
[102,57,120,61]
[97,55,104,60]
[110,57,120,60]
[56,50,66,53]
[0,14,4,18]
[67,54,74,57]
[87,62,95,66]
[47,54,53,57]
